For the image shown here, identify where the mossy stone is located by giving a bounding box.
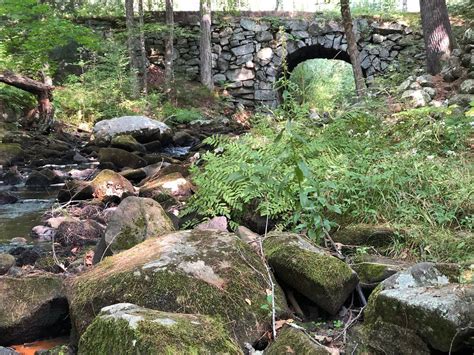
[263,232,358,315]
[98,148,147,169]
[0,274,69,345]
[351,255,411,288]
[78,303,241,354]
[0,254,15,275]
[265,327,333,355]
[68,230,288,348]
[332,224,396,247]
[111,135,146,153]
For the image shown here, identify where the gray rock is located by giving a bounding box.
[240,18,269,32]
[0,347,18,355]
[263,232,358,315]
[284,19,308,31]
[230,43,254,57]
[254,90,276,101]
[401,89,431,107]
[226,67,255,81]
[93,116,172,144]
[195,216,228,232]
[213,73,227,83]
[460,79,474,94]
[98,147,147,169]
[363,263,474,353]
[372,33,385,44]
[416,74,435,87]
[0,192,17,205]
[423,87,436,99]
[256,31,273,42]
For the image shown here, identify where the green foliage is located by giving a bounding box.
[187,99,473,262]
[290,59,356,114]
[163,105,203,125]
[55,42,163,124]
[0,86,36,114]
[0,0,99,76]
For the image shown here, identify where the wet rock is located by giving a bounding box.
[46,216,79,229]
[139,172,194,201]
[332,224,396,248]
[0,254,15,275]
[0,274,70,345]
[0,191,18,205]
[95,196,174,260]
[143,140,162,152]
[55,220,103,247]
[73,151,88,163]
[2,168,22,185]
[195,216,228,232]
[172,131,197,146]
[119,167,147,183]
[9,237,27,246]
[362,263,474,353]
[93,116,172,145]
[25,168,62,190]
[0,144,23,166]
[98,148,147,169]
[79,303,240,354]
[266,326,333,354]
[110,134,146,153]
[68,229,288,347]
[263,232,358,315]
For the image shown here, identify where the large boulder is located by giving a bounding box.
[332,224,396,248]
[361,263,474,353]
[98,148,147,169]
[97,196,174,258]
[0,274,70,345]
[0,254,15,275]
[93,116,172,145]
[57,170,135,203]
[263,232,358,315]
[68,230,288,347]
[78,303,241,354]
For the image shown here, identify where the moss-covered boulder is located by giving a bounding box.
[332,224,396,247]
[0,143,23,166]
[95,196,174,259]
[78,303,241,354]
[263,232,358,315]
[351,255,411,289]
[265,326,333,355]
[68,230,288,347]
[363,263,474,353]
[111,134,146,153]
[98,148,147,169]
[57,170,135,203]
[0,274,70,345]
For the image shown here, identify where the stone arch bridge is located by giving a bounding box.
[85,12,422,107]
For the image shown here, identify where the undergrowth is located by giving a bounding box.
[186,84,473,263]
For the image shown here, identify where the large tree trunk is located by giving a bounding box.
[419,0,456,75]
[164,0,174,89]
[340,0,366,98]
[138,0,147,94]
[199,0,213,90]
[0,71,54,130]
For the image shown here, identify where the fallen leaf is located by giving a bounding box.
[245,298,252,305]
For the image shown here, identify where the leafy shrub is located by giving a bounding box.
[162,104,203,125]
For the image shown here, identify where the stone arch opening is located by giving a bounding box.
[286,44,353,73]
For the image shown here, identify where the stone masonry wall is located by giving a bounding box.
[81,12,423,107]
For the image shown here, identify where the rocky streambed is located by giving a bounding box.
[0,116,472,354]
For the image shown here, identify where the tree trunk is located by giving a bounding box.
[340,0,366,98]
[138,0,147,94]
[164,0,174,89]
[125,0,140,97]
[0,71,54,130]
[402,0,408,12]
[200,0,213,90]
[419,0,456,75]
